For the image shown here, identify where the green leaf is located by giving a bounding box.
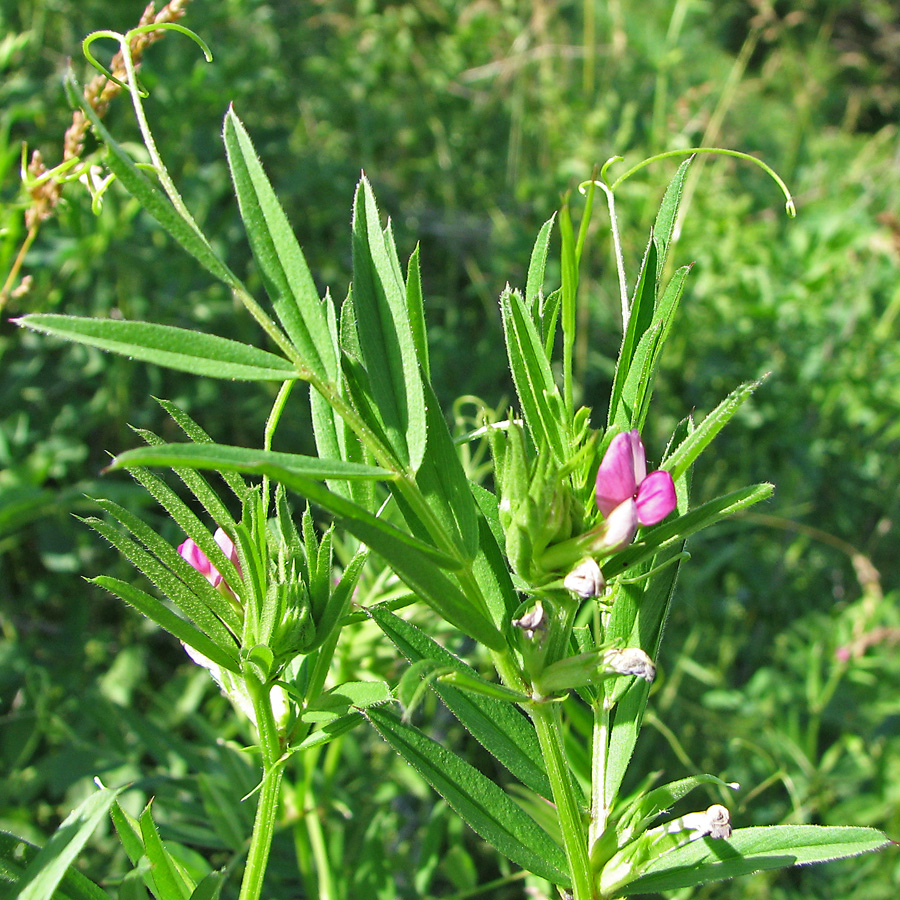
[604,483,774,580]
[223,108,337,382]
[110,442,394,483]
[609,264,691,434]
[620,825,891,895]
[500,287,567,460]
[131,428,240,563]
[525,214,556,313]
[90,575,240,673]
[540,288,563,358]
[63,73,239,293]
[290,713,365,754]
[469,489,521,629]
[662,377,767,480]
[82,515,240,654]
[154,398,248,502]
[16,315,296,381]
[404,381,480,561]
[0,832,113,900]
[90,496,242,633]
[109,444,444,566]
[406,245,430,381]
[188,871,226,900]
[351,176,427,470]
[14,786,120,900]
[310,544,368,650]
[603,543,686,810]
[621,775,738,840]
[139,804,192,900]
[367,707,570,887]
[107,442,504,649]
[607,235,657,428]
[608,150,693,433]
[651,156,693,279]
[9,852,109,900]
[368,605,551,799]
[110,801,145,867]
[309,294,357,502]
[301,680,393,723]
[117,463,243,608]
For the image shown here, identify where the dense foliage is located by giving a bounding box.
[1,1,898,898]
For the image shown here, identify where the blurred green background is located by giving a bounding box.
[1,1,898,897]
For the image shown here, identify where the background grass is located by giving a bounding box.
[1,1,898,897]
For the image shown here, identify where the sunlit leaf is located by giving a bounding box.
[17,315,296,381]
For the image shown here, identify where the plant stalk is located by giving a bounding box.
[239,676,286,900]
[530,702,593,900]
[589,694,612,850]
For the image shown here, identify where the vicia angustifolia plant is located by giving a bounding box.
[7,20,891,900]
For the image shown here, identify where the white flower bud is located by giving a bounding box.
[564,557,605,598]
[665,804,732,840]
[512,601,546,639]
[603,647,656,682]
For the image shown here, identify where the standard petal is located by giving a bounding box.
[596,431,640,517]
[635,469,677,525]
[626,429,647,483]
[178,536,222,586]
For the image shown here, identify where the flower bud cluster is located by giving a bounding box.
[492,423,585,585]
[176,501,357,726]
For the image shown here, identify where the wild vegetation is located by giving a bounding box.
[1,1,898,898]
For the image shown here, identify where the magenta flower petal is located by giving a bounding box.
[214,527,241,577]
[178,537,222,586]
[628,430,647,483]
[635,469,677,525]
[595,431,642,517]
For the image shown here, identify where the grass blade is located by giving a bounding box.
[15,786,120,900]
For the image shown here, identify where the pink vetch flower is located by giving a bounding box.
[178,527,241,590]
[595,430,677,549]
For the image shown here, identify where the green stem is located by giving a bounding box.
[303,780,335,900]
[593,180,629,330]
[114,31,311,365]
[589,695,612,851]
[530,703,593,900]
[239,676,286,900]
[609,146,795,217]
[262,379,296,515]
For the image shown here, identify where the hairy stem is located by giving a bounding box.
[530,703,593,900]
[239,676,285,900]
